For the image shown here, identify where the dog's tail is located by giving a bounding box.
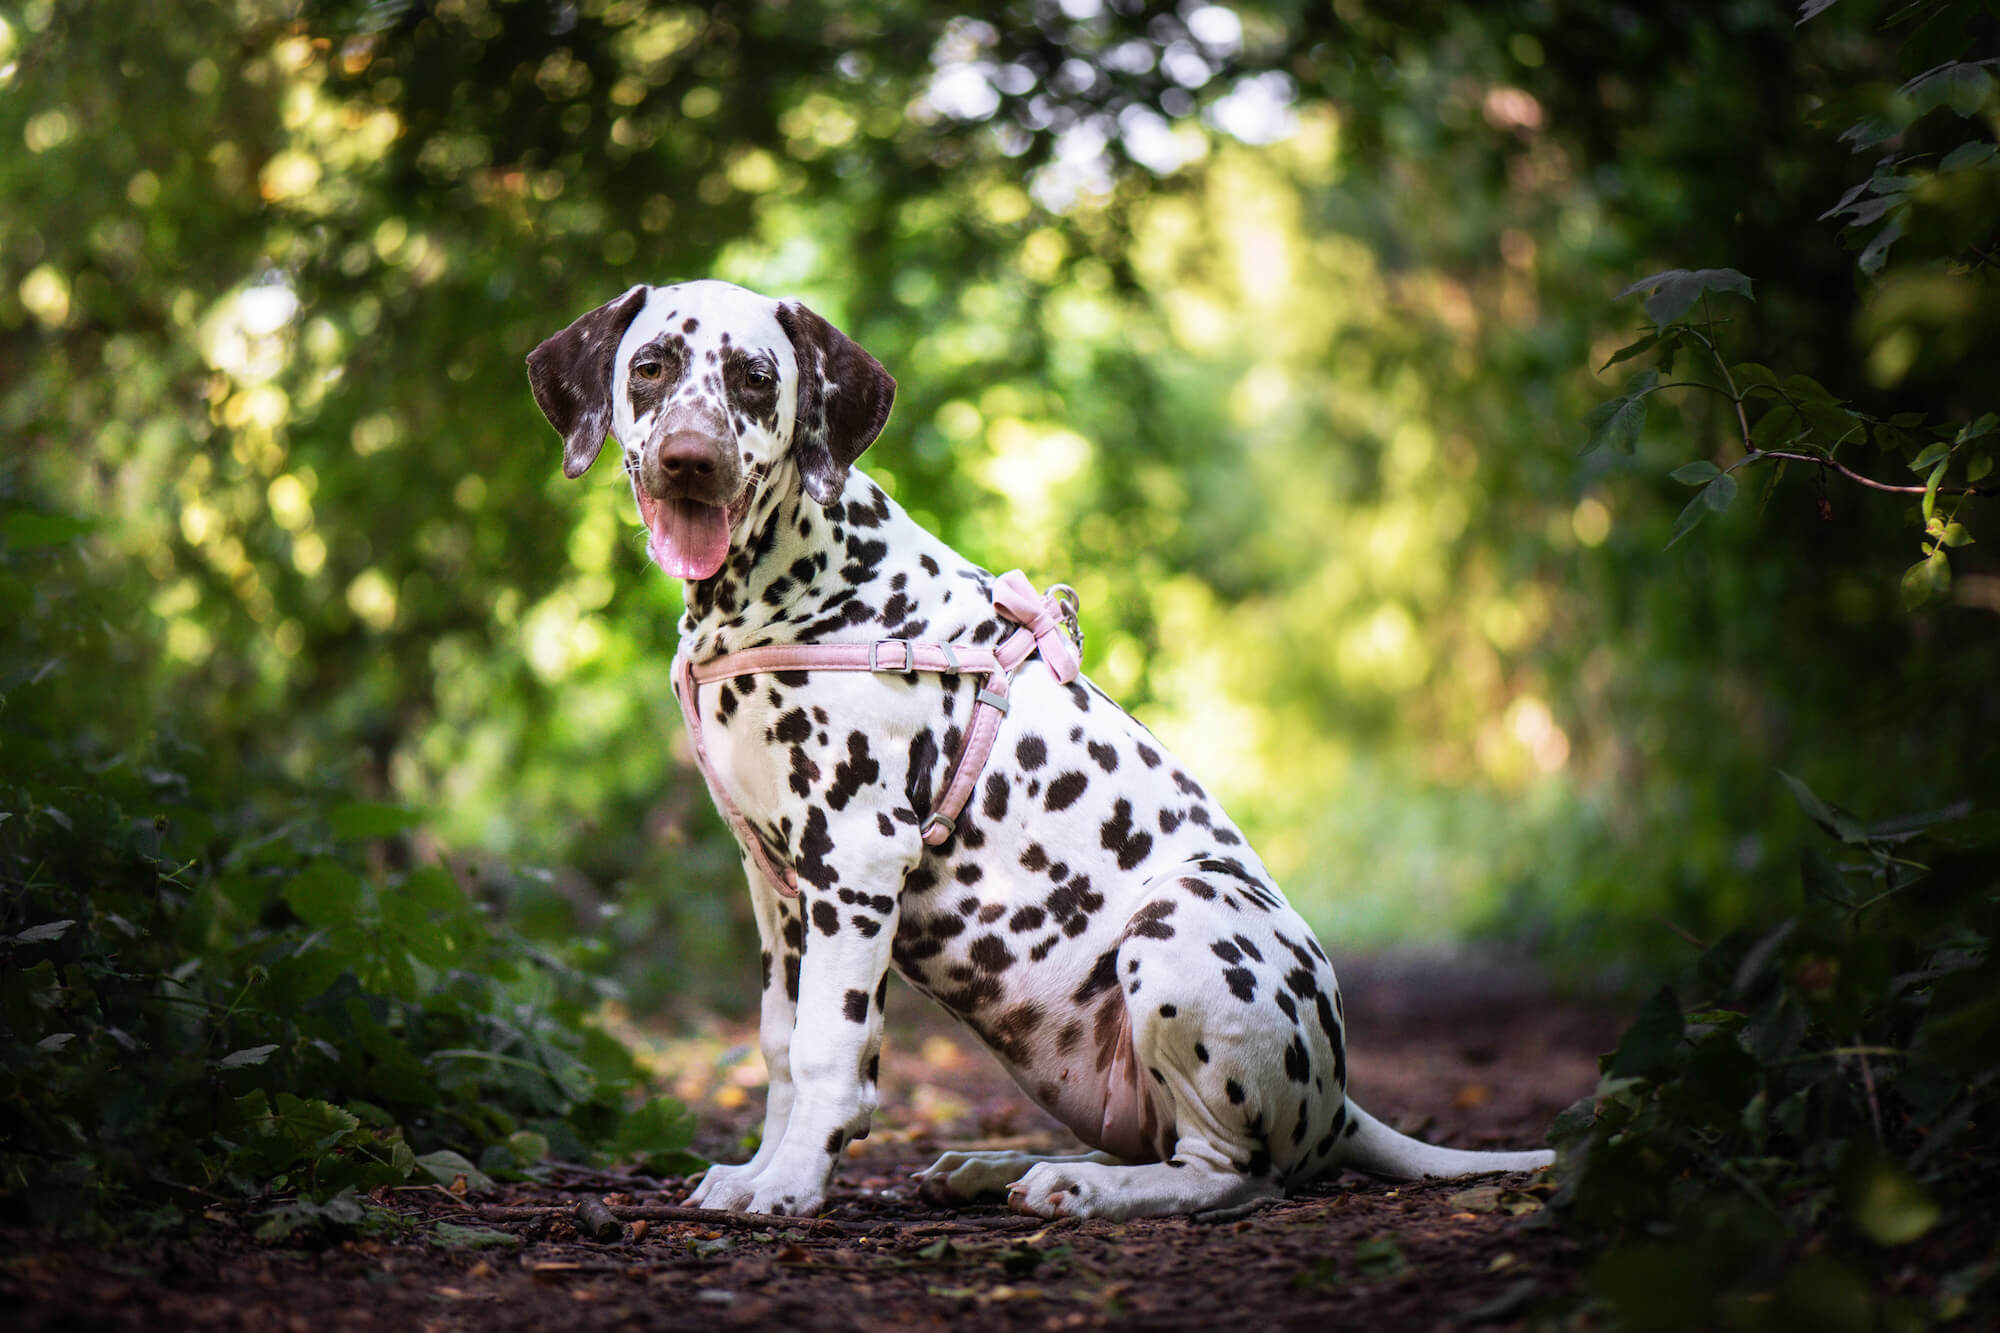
[1337,1099,1554,1179]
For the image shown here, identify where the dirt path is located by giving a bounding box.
[4,953,1617,1330]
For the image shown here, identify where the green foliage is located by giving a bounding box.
[1549,778,2000,1327]
[1587,273,1995,593]
[1587,2,1998,601]
[0,486,698,1232]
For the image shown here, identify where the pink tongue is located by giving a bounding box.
[646,497,731,580]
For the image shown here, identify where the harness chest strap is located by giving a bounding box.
[670,570,1081,897]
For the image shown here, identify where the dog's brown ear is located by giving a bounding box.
[526,285,649,479]
[777,301,895,508]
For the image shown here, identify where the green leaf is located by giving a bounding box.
[1609,986,1685,1079]
[1728,362,1780,392]
[270,1091,363,1155]
[1858,217,1904,276]
[1940,141,1998,172]
[1780,373,1840,406]
[1900,547,1951,610]
[1618,268,1754,328]
[12,919,76,945]
[1702,474,1738,512]
[1582,369,1657,456]
[254,1191,371,1242]
[614,1096,705,1175]
[1599,331,1661,372]
[1666,492,1709,548]
[1670,461,1722,486]
[219,1044,280,1069]
[329,802,420,839]
[1939,522,1972,548]
[1922,458,1948,522]
[1909,441,1950,471]
[1903,62,1995,119]
[284,860,368,929]
[1777,770,1838,832]
[1969,455,1994,482]
[415,1149,497,1196]
[1750,405,1803,450]
[1546,1094,1597,1150]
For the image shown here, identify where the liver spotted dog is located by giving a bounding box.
[527,280,1553,1221]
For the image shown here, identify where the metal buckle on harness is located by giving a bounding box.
[921,811,956,840]
[869,639,913,674]
[1046,583,1084,658]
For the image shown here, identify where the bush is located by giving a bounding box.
[0,480,698,1234]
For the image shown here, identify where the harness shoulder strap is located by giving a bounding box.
[670,571,1082,898]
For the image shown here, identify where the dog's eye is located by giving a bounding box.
[745,364,774,387]
[633,361,663,381]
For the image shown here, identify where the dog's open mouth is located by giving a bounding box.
[634,488,751,581]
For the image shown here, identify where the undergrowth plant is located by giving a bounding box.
[1562,4,1999,1322]
[1548,783,1999,1328]
[0,484,701,1236]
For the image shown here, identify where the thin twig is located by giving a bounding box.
[1853,1033,1886,1145]
[1746,449,2000,497]
[468,1203,866,1234]
[391,1183,475,1210]
[1694,302,1756,450]
[1654,917,1709,950]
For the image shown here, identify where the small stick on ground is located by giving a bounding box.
[470,1203,868,1235]
[573,1196,623,1242]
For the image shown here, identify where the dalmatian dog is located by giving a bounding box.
[527,280,1553,1221]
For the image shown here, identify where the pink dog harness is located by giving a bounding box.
[670,570,1082,897]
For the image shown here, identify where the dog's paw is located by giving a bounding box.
[913,1150,1035,1203]
[689,1160,824,1217]
[686,1160,760,1209]
[1007,1162,1095,1220]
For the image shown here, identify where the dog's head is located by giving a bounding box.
[526,280,895,581]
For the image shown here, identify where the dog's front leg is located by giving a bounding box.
[687,863,800,1208]
[694,818,908,1217]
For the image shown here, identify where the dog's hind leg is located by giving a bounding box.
[1003,867,1349,1220]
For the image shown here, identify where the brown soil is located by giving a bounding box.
[2,952,1618,1331]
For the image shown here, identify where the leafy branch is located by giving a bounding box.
[1584,268,1997,608]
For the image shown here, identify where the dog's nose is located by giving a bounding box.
[654,430,720,484]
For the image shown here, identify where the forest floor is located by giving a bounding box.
[3,951,1621,1331]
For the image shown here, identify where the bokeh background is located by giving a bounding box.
[4,0,1995,1015]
